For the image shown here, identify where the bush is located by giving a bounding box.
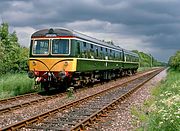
[0,73,36,99]
[168,50,180,71]
[132,69,180,131]
[0,22,29,75]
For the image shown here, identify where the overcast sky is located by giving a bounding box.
[1,0,180,62]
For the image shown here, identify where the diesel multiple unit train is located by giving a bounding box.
[28,28,139,91]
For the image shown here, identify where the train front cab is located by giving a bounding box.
[28,37,77,91]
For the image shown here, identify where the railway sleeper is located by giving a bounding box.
[26,125,69,131]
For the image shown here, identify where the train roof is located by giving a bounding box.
[32,28,139,57]
[32,28,123,51]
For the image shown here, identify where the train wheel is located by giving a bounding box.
[63,77,69,90]
[41,82,49,92]
[79,81,85,88]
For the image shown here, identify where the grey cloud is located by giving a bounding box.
[144,34,180,50]
[0,0,180,62]
[2,0,180,26]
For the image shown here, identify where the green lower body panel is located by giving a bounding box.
[123,62,139,69]
[76,59,123,72]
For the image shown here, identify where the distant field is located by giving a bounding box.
[133,69,180,130]
[0,73,36,99]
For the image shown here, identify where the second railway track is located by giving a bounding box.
[0,68,164,130]
[0,68,154,115]
[0,93,65,115]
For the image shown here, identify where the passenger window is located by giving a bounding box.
[120,52,122,60]
[81,41,88,58]
[112,50,115,58]
[83,42,86,47]
[99,47,103,59]
[96,47,98,58]
[115,52,119,60]
[77,42,80,55]
[91,44,93,49]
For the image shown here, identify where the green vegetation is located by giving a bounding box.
[0,22,29,75]
[132,69,180,131]
[0,73,36,99]
[132,50,166,67]
[132,50,180,131]
[0,22,33,99]
[168,50,180,71]
[138,67,152,72]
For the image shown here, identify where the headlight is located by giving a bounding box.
[58,71,66,79]
[32,61,36,66]
[64,61,68,66]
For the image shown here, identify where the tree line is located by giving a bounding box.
[0,23,29,75]
[168,50,180,71]
[132,50,166,67]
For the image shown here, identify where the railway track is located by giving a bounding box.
[0,93,65,115]
[0,93,38,105]
[0,68,154,115]
[1,68,163,130]
[0,93,46,114]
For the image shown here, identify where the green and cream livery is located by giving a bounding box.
[28,28,139,90]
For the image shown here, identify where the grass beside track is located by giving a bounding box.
[132,68,180,131]
[138,67,153,72]
[0,73,36,99]
[0,67,158,99]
